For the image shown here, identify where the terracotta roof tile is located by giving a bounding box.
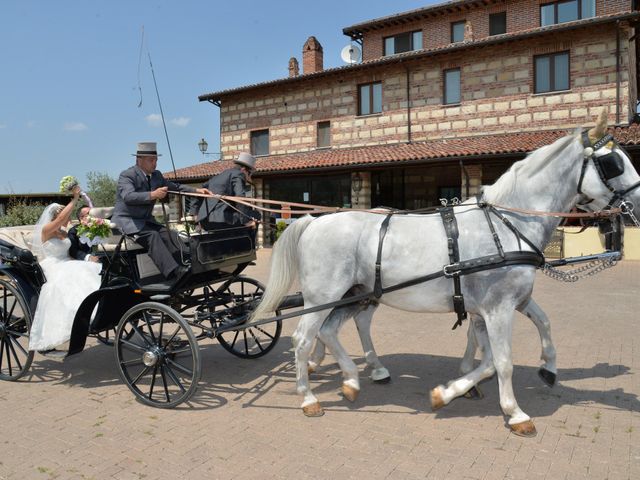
[166,125,640,182]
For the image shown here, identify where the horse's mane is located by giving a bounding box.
[482,129,581,205]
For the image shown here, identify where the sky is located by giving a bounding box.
[1,0,432,194]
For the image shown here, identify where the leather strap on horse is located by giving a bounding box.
[374,213,393,298]
[439,207,467,329]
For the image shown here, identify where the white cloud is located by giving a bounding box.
[26,120,36,128]
[64,122,88,131]
[170,117,190,127]
[145,113,162,127]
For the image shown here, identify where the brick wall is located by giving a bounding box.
[360,0,632,61]
[218,23,631,159]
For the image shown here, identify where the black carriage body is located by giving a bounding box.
[68,226,257,354]
[0,239,44,315]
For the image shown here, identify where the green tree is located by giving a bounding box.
[86,171,117,207]
[0,199,45,227]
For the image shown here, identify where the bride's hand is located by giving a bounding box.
[72,185,81,200]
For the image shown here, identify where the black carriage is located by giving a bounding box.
[0,223,282,408]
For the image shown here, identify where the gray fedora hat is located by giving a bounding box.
[132,141,162,156]
[234,152,256,170]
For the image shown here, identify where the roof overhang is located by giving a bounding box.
[198,12,639,104]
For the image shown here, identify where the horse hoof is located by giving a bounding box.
[463,386,484,400]
[430,386,445,410]
[510,420,537,437]
[302,402,325,417]
[371,367,391,383]
[538,368,556,387]
[373,375,391,384]
[342,383,360,402]
[307,364,316,375]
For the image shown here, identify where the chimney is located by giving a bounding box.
[288,57,299,77]
[302,36,323,74]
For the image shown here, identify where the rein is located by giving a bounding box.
[171,191,621,221]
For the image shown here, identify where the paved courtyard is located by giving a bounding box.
[1,249,639,480]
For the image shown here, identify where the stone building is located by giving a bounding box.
[168,0,640,246]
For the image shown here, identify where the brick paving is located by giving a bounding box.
[1,249,639,480]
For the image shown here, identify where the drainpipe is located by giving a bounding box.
[616,20,621,124]
[406,67,412,143]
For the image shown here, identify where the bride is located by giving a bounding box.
[29,186,102,352]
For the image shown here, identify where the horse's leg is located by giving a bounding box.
[431,315,495,408]
[308,338,327,374]
[353,305,390,383]
[460,314,484,399]
[484,308,536,436]
[317,321,361,402]
[292,312,329,417]
[518,298,556,386]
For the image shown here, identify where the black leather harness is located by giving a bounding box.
[373,200,544,329]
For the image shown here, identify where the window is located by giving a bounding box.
[443,68,461,104]
[451,21,465,43]
[250,129,269,156]
[317,121,330,148]
[540,0,595,26]
[383,30,422,55]
[534,52,569,93]
[358,82,382,115]
[489,12,507,35]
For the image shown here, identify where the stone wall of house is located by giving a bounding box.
[218,23,631,159]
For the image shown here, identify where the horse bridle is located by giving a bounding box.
[577,130,640,226]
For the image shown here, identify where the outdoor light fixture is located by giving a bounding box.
[198,138,221,159]
[198,138,208,155]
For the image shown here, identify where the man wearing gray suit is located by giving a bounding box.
[112,142,212,280]
[192,152,260,232]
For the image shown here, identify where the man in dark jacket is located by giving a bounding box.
[112,142,212,280]
[68,205,98,262]
[192,152,260,231]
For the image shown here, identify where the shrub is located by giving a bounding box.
[275,220,288,240]
[0,199,46,227]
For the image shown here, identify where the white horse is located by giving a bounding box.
[307,295,557,390]
[253,110,640,436]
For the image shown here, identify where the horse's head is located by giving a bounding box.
[576,109,640,223]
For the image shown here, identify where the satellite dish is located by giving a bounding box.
[341,44,361,64]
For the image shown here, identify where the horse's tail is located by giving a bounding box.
[251,215,315,320]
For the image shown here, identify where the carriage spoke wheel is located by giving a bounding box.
[115,302,200,408]
[215,277,282,359]
[0,279,34,381]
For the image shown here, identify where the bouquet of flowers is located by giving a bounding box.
[76,216,112,246]
[59,175,79,193]
[59,175,94,207]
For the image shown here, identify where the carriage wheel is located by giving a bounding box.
[0,279,34,381]
[115,302,201,408]
[96,325,136,347]
[215,277,282,359]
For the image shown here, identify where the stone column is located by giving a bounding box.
[253,177,264,249]
[461,164,482,200]
[352,171,371,209]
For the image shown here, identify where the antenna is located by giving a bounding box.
[341,44,361,64]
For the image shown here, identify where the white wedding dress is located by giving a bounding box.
[29,237,102,351]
